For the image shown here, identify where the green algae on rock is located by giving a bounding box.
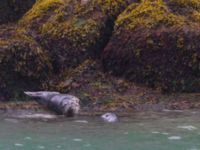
[102,0,200,92]
[19,0,134,72]
[0,0,36,24]
[0,26,52,99]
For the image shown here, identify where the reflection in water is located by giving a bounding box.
[0,110,200,150]
[168,136,182,140]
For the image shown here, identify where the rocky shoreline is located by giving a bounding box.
[1,95,200,115]
[1,0,200,110]
[1,59,200,114]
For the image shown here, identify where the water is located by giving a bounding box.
[0,110,200,150]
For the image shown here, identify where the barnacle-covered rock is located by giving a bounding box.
[19,0,135,71]
[102,0,200,92]
[0,26,52,99]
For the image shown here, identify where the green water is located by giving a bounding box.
[0,110,200,150]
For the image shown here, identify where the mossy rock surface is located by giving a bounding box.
[102,0,200,92]
[0,26,52,99]
[19,0,135,72]
[0,0,36,24]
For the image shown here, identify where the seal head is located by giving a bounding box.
[101,112,118,123]
[61,95,80,117]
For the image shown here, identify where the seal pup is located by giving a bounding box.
[24,91,80,117]
[101,112,118,123]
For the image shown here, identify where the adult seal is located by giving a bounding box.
[101,112,118,123]
[24,91,80,117]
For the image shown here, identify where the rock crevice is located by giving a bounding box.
[0,0,36,24]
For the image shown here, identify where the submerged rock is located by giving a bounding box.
[102,0,200,92]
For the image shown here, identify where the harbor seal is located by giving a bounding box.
[24,91,80,117]
[101,112,118,123]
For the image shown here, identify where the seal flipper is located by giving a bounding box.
[24,91,60,105]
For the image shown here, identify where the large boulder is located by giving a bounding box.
[19,0,135,72]
[102,0,200,92]
[0,0,36,24]
[0,26,52,99]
